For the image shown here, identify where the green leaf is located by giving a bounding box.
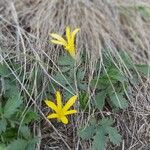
[77,69,85,81]
[92,127,106,150]
[109,93,128,109]
[91,76,110,90]
[1,128,18,142]
[0,64,11,77]
[91,66,126,90]
[22,111,39,124]
[3,94,22,118]
[53,73,72,86]
[99,118,114,126]
[120,51,134,69]
[106,127,122,145]
[79,92,89,110]
[78,82,87,90]
[58,55,75,67]
[0,119,7,134]
[135,64,150,76]
[26,137,39,150]
[106,67,126,83]
[79,125,96,140]
[69,68,74,78]
[138,6,150,18]
[79,117,122,149]
[0,104,2,114]
[95,91,106,110]
[19,125,31,139]
[76,68,86,90]
[4,79,19,98]
[0,144,6,150]
[7,139,27,150]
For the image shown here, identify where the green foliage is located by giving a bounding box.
[106,126,122,145]
[99,117,114,126]
[7,139,27,150]
[91,63,128,110]
[79,92,89,110]
[0,144,6,150]
[79,124,96,140]
[22,111,39,124]
[79,118,122,150]
[46,49,149,149]
[0,63,39,150]
[120,51,150,77]
[0,119,7,134]
[95,91,106,110]
[137,6,150,20]
[92,127,106,150]
[52,55,75,94]
[3,94,22,118]
[135,64,150,76]
[0,64,11,77]
[19,125,31,139]
[52,55,87,97]
[109,93,128,109]
[58,55,75,67]
[92,52,149,111]
[6,137,38,150]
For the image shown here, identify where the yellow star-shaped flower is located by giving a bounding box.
[50,26,80,58]
[44,91,77,124]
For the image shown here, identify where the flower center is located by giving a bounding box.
[57,109,65,118]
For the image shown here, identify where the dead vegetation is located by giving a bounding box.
[0,0,150,149]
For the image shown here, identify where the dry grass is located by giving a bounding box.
[0,0,150,149]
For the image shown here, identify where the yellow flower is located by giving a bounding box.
[50,26,80,58]
[44,91,77,124]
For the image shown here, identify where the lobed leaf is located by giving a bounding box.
[7,139,27,150]
[95,91,107,110]
[106,67,127,83]
[0,119,7,134]
[19,125,31,139]
[25,137,39,150]
[106,126,122,145]
[92,126,106,150]
[79,125,96,140]
[99,118,114,126]
[3,94,22,118]
[135,64,150,76]
[109,93,128,109]
[22,111,39,124]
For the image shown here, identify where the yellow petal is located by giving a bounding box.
[56,91,62,110]
[66,26,71,42]
[64,109,77,115]
[44,100,58,112]
[63,95,77,112]
[60,116,68,124]
[51,40,66,45]
[47,113,58,119]
[71,28,80,41]
[51,33,67,44]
